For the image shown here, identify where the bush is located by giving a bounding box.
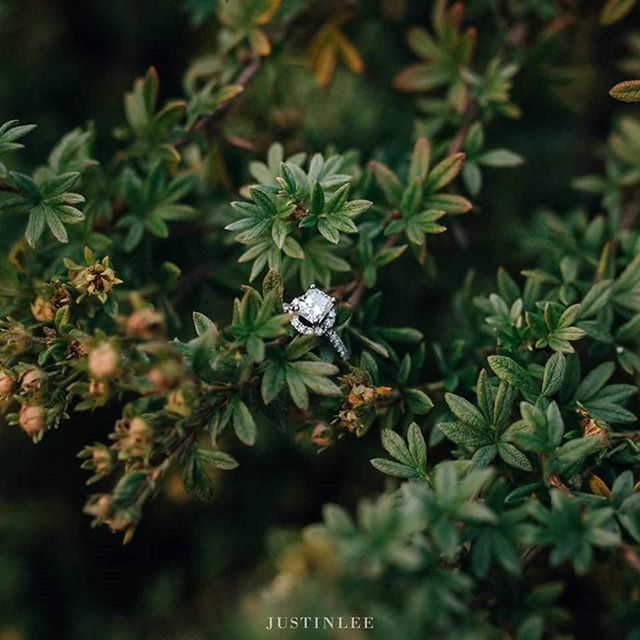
[1,0,640,638]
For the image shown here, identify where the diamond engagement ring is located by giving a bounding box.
[283,285,349,360]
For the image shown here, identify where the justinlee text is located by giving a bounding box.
[265,616,374,630]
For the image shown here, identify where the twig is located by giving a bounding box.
[0,182,20,195]
[187,56,263,144]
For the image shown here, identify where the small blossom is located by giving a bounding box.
[69,256,123,303]
[88,343,119,379]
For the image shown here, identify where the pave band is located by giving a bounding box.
[326,329,349,360]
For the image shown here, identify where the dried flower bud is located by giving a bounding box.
[106,510,137,533]
[84,494,112,520]
[311,423,332,447]
[129,416,153,442]
[20,367,44,391]
[0,370,15,396]
[92,446,113,475]
[79,443,114,482]
[578,407,609,445]
[165,389,191,417]
[88,378,109,400]
[19,404,45,436]
[30,296,56,322]
[146,361,183,392]
[113,416,153,459]
[50,281,71,308]
[67,339,89,358]
[126,308,164,340]
[88,343,119,379]
[1,323,31,356]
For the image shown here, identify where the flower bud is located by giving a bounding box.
[0,370,15,396]
[31,296,56,323]
[92,446,113,475]
[106,510,137,532]
[87,379,110,405]
[129,416,153,443]
[1,323,31,355]
[84,494,112,520]
[126,308,164,340]
[311,423,332,447]
[19,404,45,436]
[88,343,119,379]
[146,361,182,392]
[165,389,191,417]
[20,367,44,391]
[67,339,89,358]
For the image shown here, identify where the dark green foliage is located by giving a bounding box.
[2,0,640,638]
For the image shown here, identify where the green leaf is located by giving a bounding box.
[438,421,493,447]
[498,442,532,471]
[575,362,614,401]
[370,161,403,206]
[409,136,431,181]
[271,218,288,248]
[197,449,239,470]
[444,393,487,429]
[192,311,216,336]
[309,180,325,216]
[261,364,286,404]
[406,388,434,414]
[44,207,68,243]
[0,120,36,157]
[472,445,497,467]
[318,219,340,244]
[425,152,465,191]
[233,400,257,445]
[407,423,427,473]
[541,352,566,397]
[488,355,538,397]
[477,149,523,167]
[25,204,46,247]
[381,429,413,465]
[600,0,637,25]
[370,458,421,478]
[579,280,612,318]
[286,370,309,409]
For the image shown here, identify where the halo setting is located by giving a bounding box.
[284,285,348,359]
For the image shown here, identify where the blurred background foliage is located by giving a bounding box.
[0,0,639,638]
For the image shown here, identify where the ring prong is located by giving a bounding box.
[309,283,316,289]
